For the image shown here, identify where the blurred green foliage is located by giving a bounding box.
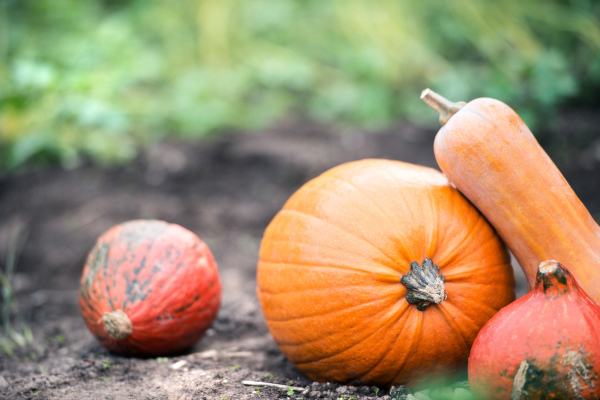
[1,0,600,170]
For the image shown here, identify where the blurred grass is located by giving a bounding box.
[1,221,32,357]
[1,0,599,170]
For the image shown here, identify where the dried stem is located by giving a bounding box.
[401,259,447,311]
[420,88,466,126]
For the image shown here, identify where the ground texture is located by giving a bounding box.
[1,114,599,399]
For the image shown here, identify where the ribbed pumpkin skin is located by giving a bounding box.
[257,159,515,387]
[468,261,600,399]
[79,220,221,357]
[433,98,600,303]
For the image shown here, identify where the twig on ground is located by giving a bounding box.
[170,360,188,370]
[194,349,254,359]
[241,380,305,391]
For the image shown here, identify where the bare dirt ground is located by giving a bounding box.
[1,114,599,400]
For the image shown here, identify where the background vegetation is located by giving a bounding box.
[2,0,600,170]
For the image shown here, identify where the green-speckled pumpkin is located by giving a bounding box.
[79,220,221,356]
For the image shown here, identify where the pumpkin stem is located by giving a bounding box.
[535,260,575,298]
[420,89,466,126]
[401,259,447,311]
[103,309,133,340]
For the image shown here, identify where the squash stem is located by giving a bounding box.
[420,89,466,126]
[401,259,447,311]
[103,309,133,340]
[535,260,574,298]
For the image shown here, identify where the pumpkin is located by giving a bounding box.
[256,159,515,387]
[468,260,600,399]
[421,89,600,304]
[79,219,221,356]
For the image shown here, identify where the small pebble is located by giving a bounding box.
[390,385,411,398]
[170,360,187,370]
[358,385,371,394]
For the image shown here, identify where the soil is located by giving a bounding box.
[1,114,599,400]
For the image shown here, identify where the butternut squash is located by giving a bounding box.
[421,89,600,303]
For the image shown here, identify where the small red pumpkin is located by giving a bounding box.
[79,220,221,356]
[468,260,600,399]
[257,159,515,387]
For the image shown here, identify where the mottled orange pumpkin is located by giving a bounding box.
[79,220,221,357]
[256,159,515,387]
[469,260,600,399]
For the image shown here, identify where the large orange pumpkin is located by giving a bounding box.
[256,159,515,387]
[79,220,221,357]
